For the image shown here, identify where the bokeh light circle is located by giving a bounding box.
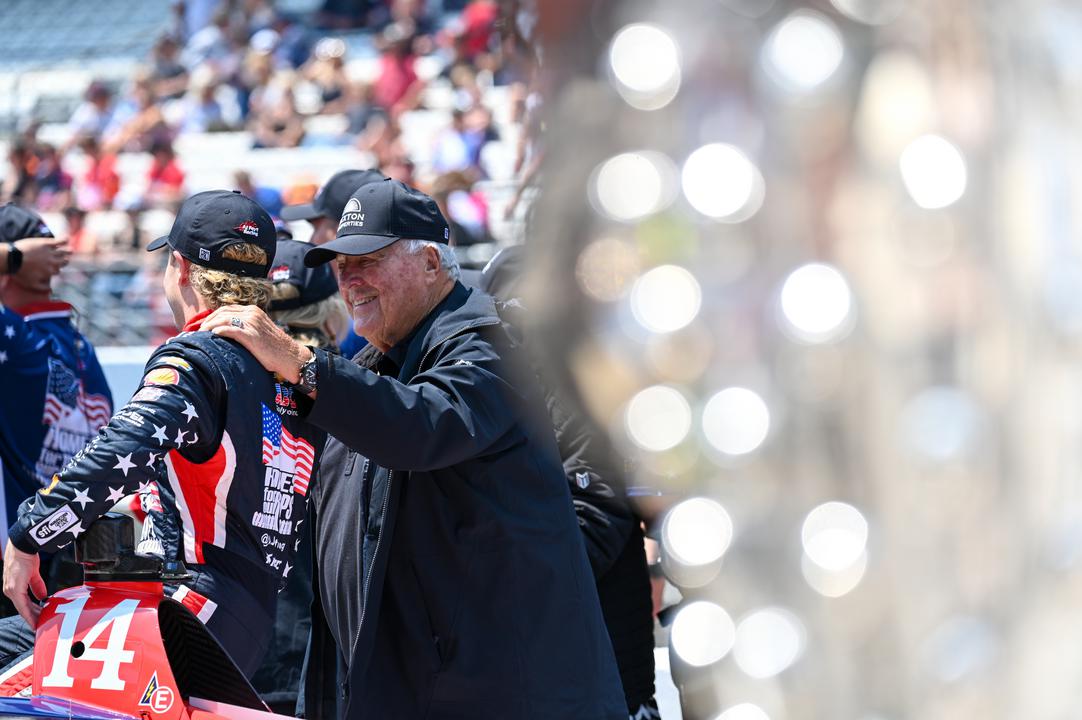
[802,501,869,572]
[662,497,734,567]
[609,23,681,110]
[764,11,844,93]
[576,237,641,302]
[671,601,736,667]
[716,703,771,720]
[590,151,677,222]
[899,135,968,209]
[734,608,806,678]
[702,387,771,456]
[779,263,854,343]
[625,385,692,452]
[630,265,702,333]
[682,144,765,222]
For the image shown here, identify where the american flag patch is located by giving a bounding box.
[261,404,314,495]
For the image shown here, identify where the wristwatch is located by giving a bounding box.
[5,242,22,275]
[295,351,318,395]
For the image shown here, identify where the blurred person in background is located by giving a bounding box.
[175,67,231,134]
[234,170,283,217]
[343,81,385,138]
[61,207,98,257]
[104,74,168,154]
[302,37,350,114]
[251,237,347,713]
[149,34,190,102]
[1,192,325,679]
[280,167,385,358]
[201,179,626,719]
[251,83,306,148]
[0,205,109,617]
[2,143,33,207]
[144,138,186,209]
[73,135,120,212]
[372,21,425,116]
[29,144,72,212]
[429,170,491,246]
[479,245,659,719]
[66,82,115,142]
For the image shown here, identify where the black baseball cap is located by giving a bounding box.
[268,239,339,311]
[280,168,386,222]
[147,190,277,278]
[0,203,53,243]
[304,179,450,267]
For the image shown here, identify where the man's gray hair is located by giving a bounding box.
[403,239,460,281]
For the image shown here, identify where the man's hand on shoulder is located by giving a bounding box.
[2,541,46,629]
[200,304,314,384]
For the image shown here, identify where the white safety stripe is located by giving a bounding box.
[211,432,237,549]
[171,585,218,623]
[21,310,70,322]
[163,455,198,564]
[0,654,33,685]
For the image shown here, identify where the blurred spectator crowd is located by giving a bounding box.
[1,0,543,346]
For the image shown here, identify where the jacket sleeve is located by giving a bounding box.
[7,344,224,554]
[549,391,637,579]
[306,331,522,472]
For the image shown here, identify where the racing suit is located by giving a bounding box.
[4,310,325,674]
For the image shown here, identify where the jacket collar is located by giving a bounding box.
[14,301,72,321]
[385,281,501,377]
[182,309,213,333]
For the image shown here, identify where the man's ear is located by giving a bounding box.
[172,250,191,286]
[423,245,442,275]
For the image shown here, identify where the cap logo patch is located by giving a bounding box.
[339,198,366,233]
[235,220,260,237]
[198,248,211,261]
[271,264,290,281]
[444,227,449,240]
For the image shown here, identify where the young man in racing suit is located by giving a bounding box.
[0,190,325,676]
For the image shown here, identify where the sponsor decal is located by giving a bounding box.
[576,472,591,489]
[235,220,260,237]
[130,387,165,404]
[338,198,365,231]
[142,368,179,386]
[113,408,147,428]
[138,672,175,713]
[274,383,298,416]
[270,264,290,282]
[444,227,449,240]
[157,356,192,371]
[31,505,78,545]
[40,475,60,495]
[198,248,211,261]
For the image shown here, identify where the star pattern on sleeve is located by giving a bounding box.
[67,522,85,538]
[137,481,153,494]
[151,424,169,445]
[174,429,187,446]
[114,453,136,476]
[72,488,93,509]
[182,402,199,424]
[106,486,126,504]
[283,562,292,578]
[146,452,158,467]
[3,325,13,339]
[0,350,7,364]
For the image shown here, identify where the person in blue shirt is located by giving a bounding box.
[0,204,112,615]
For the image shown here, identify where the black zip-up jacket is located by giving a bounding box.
[302,282,626,719]
[9,325,325,595]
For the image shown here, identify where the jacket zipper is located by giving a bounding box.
[345,318,500,685]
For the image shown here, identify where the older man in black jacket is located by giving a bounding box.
[203,178,626,719]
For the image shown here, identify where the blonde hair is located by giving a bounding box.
[187,243,272,310]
